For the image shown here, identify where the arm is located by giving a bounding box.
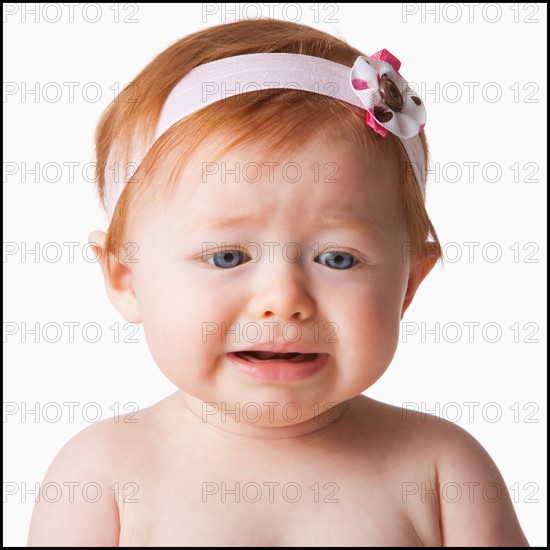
[436,424,529,547]
[28,423,120,547]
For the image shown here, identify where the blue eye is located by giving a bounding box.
[207,250,247,269]
[317,251,356,270]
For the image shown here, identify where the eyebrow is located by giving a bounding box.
[186,212,387,242]
[316,213,387,243]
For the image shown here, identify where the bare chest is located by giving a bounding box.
[117,468,439,546]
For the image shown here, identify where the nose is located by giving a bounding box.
[246,260,316,322]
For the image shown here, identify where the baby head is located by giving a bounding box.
[90,19,442,428]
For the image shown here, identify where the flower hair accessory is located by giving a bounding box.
[105,51,428,219]
[350,49,426,138]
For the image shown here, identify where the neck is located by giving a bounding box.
[177,391,352,446]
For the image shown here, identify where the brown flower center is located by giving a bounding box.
[379,74,404,112]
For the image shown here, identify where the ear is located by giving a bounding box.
[88,230,141,323]
[400,242,440,320]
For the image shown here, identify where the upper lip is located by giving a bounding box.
[229,342,325,355]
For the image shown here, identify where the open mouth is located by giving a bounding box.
[234,351,319,363]
[227,350,329,381]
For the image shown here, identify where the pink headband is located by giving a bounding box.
[104,50,427,218]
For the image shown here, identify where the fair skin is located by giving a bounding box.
[28,133,528,546]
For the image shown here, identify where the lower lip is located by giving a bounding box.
[226,353,330,382]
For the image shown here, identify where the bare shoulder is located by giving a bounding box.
[429,416,529,546]
[27,396,170,546]
[354,396,529,546]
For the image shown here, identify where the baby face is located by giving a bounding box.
[124,133,415,428]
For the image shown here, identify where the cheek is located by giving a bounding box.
[348,286,401,352]
[132,264,225,386]
[334,267,406,385]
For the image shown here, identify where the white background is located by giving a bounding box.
[3,2,547,546]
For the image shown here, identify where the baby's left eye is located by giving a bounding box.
[316,251,357,270]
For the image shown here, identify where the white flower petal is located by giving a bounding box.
[350,57,379,89]
[379,111,422,139]
[375,59,395,77]
[352,88,377,109]
[400,97,426,127]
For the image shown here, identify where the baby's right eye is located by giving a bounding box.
[205,250,249,269]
